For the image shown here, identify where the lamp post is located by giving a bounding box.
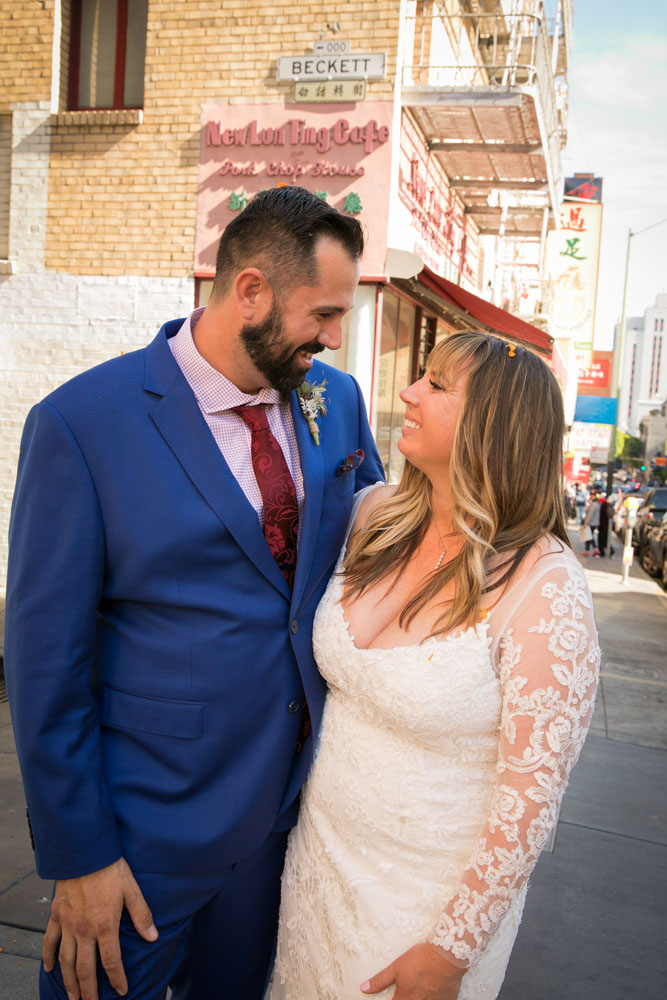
[604,217,667,583]
[605,218,667,498]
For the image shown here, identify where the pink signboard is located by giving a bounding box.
[196,102,394,277]
[396,112,477,285]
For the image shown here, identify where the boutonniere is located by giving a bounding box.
[296,378,328,445]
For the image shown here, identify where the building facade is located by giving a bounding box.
[616,294,667,437]
[0,0,571,624]
[639,401,667,465]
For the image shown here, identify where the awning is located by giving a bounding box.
[418,266,553,357]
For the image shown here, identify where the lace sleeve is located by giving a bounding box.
[428,557,600,965]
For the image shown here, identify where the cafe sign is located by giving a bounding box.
[196,102,394,276]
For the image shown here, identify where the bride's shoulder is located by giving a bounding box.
[351,482,397,534]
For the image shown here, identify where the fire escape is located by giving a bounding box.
[401,0,571,329]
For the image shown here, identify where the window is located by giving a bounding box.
[375,290,416,484]
[68,0,148,110]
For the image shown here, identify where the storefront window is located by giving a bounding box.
[375,290,415,483]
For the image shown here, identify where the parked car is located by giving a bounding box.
[639,511,667,586]
[634,486,667,549]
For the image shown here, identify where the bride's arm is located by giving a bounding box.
[361,556,600,998]
[427,556,600,966]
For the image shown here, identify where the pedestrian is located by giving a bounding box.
[574,485,586,524]
[597,493,614,558]
[582,492,601,556]
[4,186,384,1000]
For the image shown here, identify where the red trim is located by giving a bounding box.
[195,272,389,285]
[418,266,553,355]
[114,0,129,110]
[67,0,83,110]
[550,340,569,384]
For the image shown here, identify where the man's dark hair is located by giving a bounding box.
[210,186,364,301]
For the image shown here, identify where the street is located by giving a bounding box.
[1,525,666,999]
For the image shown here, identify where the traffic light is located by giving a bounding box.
[640,464,646,471]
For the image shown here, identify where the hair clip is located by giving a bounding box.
[507,343,517,358]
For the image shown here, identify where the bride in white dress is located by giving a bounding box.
[269,331,600,1000]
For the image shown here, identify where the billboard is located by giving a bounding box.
[563,176,603,202]
[577,349,615,397]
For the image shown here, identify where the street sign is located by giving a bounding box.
[277,53,385,81]
[314,40,350,55]
[292,80,366,103]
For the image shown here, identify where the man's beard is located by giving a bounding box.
[240,300,324,394]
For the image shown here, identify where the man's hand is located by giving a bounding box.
[42,857,158,1000]
[360,943,466,1000]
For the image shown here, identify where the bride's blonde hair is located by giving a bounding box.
[342,331,569,636]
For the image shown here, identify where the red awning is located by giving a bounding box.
[418,267,553,356]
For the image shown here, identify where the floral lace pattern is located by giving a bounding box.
[429,567,600,964]
[270,545,600,1000]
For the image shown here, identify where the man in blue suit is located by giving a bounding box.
[5,186,383,1000]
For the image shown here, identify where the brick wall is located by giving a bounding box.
[45,0,402,277]
[0,113,10,258]
[0,0,402,646]
[0,0,56,108]
[0,271,194,647]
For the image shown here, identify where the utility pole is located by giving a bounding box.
[605,218,667,498]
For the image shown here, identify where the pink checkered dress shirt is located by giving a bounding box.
[168,308,305,528]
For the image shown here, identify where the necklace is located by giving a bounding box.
[431,510,450,571]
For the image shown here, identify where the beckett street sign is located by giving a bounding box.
[277,53,385,81]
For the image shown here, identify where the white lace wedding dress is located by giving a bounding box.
[270,521,600,1000]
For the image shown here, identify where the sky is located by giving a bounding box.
[561,0,667,350]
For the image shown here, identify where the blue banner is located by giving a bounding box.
[573,395,618,425]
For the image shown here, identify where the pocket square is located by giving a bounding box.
[336,449,365,477]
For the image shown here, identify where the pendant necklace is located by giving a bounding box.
[433,518,448,570]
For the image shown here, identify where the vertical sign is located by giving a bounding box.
[547,198,603,362]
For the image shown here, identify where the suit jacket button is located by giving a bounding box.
[288,700,300,714]
[290,620,299,634]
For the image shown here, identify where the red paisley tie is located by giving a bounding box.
[234,405,311,750]
[234,404,299,589]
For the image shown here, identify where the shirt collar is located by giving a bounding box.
[171,308,283,414]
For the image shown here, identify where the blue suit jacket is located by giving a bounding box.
[5,320,383,880]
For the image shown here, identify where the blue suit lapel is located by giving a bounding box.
[145,328,290,599]
[290,390,323,607]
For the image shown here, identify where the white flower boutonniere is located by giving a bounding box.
[296,378,328,445]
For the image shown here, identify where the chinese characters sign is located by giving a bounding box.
[292,80,366,102]
[392,110,477,286]
[577,350,614,397]
[196,102,393,276]
[547,198,603,348]
[563,176,603,202]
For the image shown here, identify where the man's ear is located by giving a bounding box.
[234,268,273,322]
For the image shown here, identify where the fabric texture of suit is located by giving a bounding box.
[5,318,383,884]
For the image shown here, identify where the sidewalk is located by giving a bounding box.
[1,526,666,999]
[499,527,667,999]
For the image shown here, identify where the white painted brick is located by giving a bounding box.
[0,269,194,648]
